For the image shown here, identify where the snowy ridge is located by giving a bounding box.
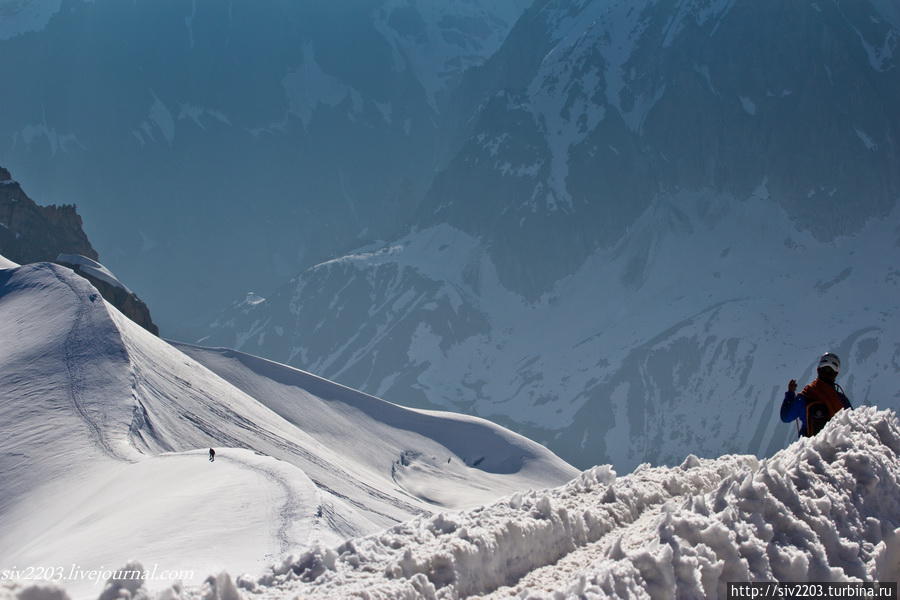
[56,254,132,294]
[0,253,18,269]
[0,262,574,598]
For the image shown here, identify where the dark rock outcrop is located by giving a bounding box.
[54,256,159,336]
[0,166,98,264]
[1,166,158,335]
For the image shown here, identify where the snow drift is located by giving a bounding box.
[137,406,898,599]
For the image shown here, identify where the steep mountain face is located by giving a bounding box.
[205,0,900,470]
[0,165,97,264]
[0,0,529,336]
[428,0,900,296]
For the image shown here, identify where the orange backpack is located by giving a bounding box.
[801,379,845,436]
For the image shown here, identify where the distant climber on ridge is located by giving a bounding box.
[781,352,852,437]
[209,448,216,462]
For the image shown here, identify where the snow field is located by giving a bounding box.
[1,450,320,599]
[0,259,575,599]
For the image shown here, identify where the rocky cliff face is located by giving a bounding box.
[0,166,98,264]
[0,166,158,335]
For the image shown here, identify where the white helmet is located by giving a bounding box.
[818,352,840,374]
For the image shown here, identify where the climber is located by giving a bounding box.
[781,352,852,437]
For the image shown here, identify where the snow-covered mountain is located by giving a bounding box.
[428,0,900,295]
[0,255,575,598]
[1,164,158,333]
[204,0,900,470]
[9,406,899,599]
[203,194,900,471]
[0,0,529,335]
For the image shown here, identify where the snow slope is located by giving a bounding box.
[3,450,323,592]
[0,260,575,598]
[148,406,898,599]
[172,343,572,508]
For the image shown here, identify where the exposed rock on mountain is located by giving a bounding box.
[55,254,159,335]
[0,165,158,335]
[0,166,98,264]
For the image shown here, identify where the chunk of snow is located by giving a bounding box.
[241,291,266,306]
[0,254,19,269]
[56,254,132,293]
[282,42,361,129]
[853,25,897,72]
[147,94,175,145]
[177,104,231,130]
[855,127,879,151]
[18,123,84,156]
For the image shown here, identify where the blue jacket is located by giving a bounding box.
[781,385,852,436]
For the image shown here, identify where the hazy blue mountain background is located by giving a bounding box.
[3,0,899,469]
[0,0,529,335]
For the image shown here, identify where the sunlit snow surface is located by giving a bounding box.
[1,258,899,598]
[55,254,132,294]
[7,407,897,600]
[207,407,899,599]
[0,259,574,599]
